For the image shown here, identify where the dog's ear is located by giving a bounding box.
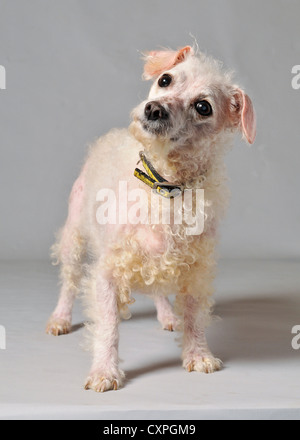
[143,46,193,80]
[231,88,256,144]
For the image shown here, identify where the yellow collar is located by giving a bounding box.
[134,151,183,199]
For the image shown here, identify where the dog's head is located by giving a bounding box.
[130,46,256,151]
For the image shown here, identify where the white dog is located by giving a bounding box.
[46,46,256,392]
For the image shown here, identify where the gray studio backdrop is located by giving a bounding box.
[0,0,299,260]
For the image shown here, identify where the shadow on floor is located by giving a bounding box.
[69,322,85,334]
[130,308,157,321]
[126,358,182,383]
[212,292,300,363]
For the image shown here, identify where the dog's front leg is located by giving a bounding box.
[181,294,222,374]
[84,271,124,392]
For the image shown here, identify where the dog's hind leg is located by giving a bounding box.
[154,295,179,331]
[46,227,85,335]
[46,173,86,336]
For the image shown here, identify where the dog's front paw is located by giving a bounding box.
[183,355,222,374]
[46,316,71,336]
[84,369,125,393]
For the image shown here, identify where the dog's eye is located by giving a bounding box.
[158,74,172,88]
[195,100,212,116]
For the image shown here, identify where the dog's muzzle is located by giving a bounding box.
[142,101,170,135]
[144,101,169,121]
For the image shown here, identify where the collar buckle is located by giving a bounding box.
[152,181,183,198]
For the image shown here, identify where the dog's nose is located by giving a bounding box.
[144,101,169,121]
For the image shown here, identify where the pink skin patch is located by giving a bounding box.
[60,165,87,261]
[67,167,86,224]
[135,226,166,255]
